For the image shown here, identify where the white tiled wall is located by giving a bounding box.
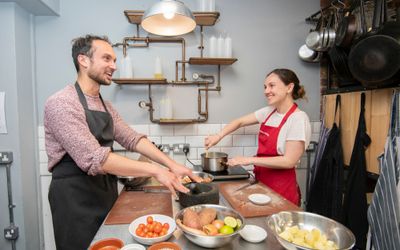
[37,121,320,249]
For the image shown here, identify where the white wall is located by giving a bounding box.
[35,0,321,125]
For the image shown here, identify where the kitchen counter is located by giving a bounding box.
[91,180,292,249]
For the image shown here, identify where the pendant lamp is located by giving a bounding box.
[142,0,196,36]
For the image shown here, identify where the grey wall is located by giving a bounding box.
[0,3,40,250]
[35,0,321,125]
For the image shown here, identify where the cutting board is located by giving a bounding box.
[219,182,301,218]
[104,187,173,225]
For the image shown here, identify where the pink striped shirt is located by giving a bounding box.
[44,84,145,175]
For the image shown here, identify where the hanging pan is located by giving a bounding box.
[335,1,358,48]
[348,0,400,87]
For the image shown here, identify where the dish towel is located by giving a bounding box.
[367,90,400,250]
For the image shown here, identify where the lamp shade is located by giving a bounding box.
[142,0,196,36]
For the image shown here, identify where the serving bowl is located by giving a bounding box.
[266,211,355,250]
[175,204,245,248]
[128,214,176,245]
[89,237,124,250]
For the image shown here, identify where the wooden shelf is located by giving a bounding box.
[113,78,168,85]
[188,57,238,65]
[124,10,220,26]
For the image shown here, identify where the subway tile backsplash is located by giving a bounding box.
[37,121,320,175]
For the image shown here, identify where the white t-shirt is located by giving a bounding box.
[254,106,311,156]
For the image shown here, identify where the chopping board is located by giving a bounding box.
[104,187,173,225]
[219,182,301,218]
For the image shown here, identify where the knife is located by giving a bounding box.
[127,186,171,193]
[234,179,258,193]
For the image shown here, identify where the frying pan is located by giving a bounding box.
[348,0,400,87]
[335,6,357,48]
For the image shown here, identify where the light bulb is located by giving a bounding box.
[163,10,175,19]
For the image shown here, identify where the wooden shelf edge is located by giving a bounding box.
[124,10,220,26]
[157,119,202,124]
[113,78,168,85]
[189,57,238,65]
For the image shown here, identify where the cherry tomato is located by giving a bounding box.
[153,232,159,238]
[146,216,154,224]
[154,223,162,234]
[146,232,153,238]
[138,223,145,230]
[162,223,170,230]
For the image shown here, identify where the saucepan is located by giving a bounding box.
[201,152,228,172]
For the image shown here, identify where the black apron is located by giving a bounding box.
[307,95,344,221]
[342,93,370,249]
[48,83,118,250]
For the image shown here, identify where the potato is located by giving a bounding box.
[198,208,217,227]
[278,226,338,250]
[183,208,202,229]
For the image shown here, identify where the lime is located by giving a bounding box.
[219,225,234,235]
[235,218,242,230]
[223,216,237,228]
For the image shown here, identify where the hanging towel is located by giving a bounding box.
[342,93,370,250]
[308,97,331,192]
[367,90,400,250]
[307,95,344,221]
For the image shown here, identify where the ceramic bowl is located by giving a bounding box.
[89,237,124,250]
[120,244,146,250]
[128,214,176,245]
[239,225,267,243]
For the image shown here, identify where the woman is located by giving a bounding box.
[205,68,311,205]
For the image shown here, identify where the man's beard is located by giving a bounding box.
[88,69,111,86]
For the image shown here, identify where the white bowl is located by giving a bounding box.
[248,193,271,205]
[120,244,146,250]
[128,214,176,245]
[239,225,267,243]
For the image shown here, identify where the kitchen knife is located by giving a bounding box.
[233,179,258,193]
[128,187,170,193]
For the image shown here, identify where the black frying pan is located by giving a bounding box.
[348,0,400,87]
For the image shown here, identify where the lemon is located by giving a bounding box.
[223,216,237,228]
[219,225,234,235]
[235,218,242,230]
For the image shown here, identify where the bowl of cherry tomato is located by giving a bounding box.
[128,214,176,245]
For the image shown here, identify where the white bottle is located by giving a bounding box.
[122,54,133,78]
[209,35,217,57]
[154,56,163,79]
[159,97,173,119]
[208,0,215,11]
[224,34,232,58]
[197,0,207,11]
[217,35,224,58]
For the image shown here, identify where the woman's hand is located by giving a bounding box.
[227,156,253,166]
[204,134,222,149]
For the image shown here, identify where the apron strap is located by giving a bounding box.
[75,82,109,112]
[334,94,341,127]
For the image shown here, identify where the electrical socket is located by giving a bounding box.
[4,225,19,240]
[159,144,171,154]
[0,152,13,164]
[172,143,190,155]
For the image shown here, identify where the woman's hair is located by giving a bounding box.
[267,68,307,100]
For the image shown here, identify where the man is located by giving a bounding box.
[44,34,200,250]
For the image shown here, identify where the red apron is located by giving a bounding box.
[253,103,300,205]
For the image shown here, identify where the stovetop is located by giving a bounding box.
[192,165,250,181]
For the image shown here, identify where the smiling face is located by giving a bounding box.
[263,73,294,107]
[81,40,117,85]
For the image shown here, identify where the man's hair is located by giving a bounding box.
[71,34,111,72]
